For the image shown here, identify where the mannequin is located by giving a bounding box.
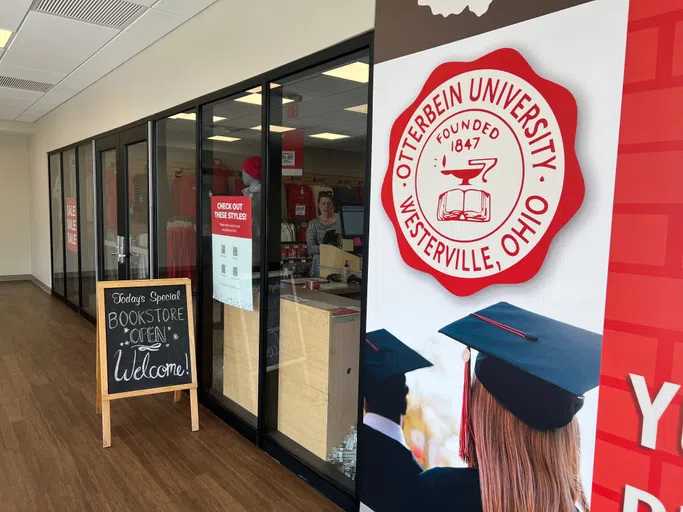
[241,156,262,267]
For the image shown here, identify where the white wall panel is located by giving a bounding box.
[0,132,31,276]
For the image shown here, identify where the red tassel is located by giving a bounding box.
[459,349,475,466]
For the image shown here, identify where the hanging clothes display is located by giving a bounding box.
[285,183,315,220]
[166,170,197,285]
[166,220,196,283]
[297,222,308,243]
[212,159,231,195]
[170,172,197,220]
[104,167,117,229]
[332,185,360,206]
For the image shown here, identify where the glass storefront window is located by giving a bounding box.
[264,50,370,490]
[156,110,197,289]
[63,149,79,306]
[126,141,149,280]
[79,144,96,316]
[50,153,65,297]
[201,91,263,426]
[101,148,118,281]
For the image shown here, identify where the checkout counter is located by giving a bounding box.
[222,244,362,460]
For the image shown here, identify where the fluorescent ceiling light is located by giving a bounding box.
[0,30,11,48]
[235,94,294,106]
[169,113,226,123]
[345,104,368,114]
[209,135,241,142]
[310,132,350,140]
[323,62,369,83]
[251,125,296,133]
[247,83,281,94]
[169,112,195,121]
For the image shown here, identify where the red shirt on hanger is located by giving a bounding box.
[171,174,196,219]
[285,183,315,220]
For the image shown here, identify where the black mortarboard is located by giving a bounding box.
[364,329,433,383]
[439,302,602,435]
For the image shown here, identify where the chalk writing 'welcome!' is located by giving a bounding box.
[104,284,193,394]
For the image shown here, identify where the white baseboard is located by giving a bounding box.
[31,276,51,294]
[0,274,32,282]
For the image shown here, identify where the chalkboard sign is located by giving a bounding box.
[96,278,198,447]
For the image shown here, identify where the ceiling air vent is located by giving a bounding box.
[32,0,146,30]
[0,76,53,93]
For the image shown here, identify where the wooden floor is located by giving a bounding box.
[0,281,341,512]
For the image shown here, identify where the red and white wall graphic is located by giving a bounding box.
[592,1,683,510]
[65,197,78,253]
[360,0,683,510]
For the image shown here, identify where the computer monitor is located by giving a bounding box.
[340,203,365,238]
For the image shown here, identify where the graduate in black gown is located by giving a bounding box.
[420,302,602,512]
[357,329,433,512]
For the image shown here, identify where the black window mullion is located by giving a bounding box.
[48,155,55,296]
[60,152,67,298]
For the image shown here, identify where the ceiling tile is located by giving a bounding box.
[0,85,43,101]
[47,82,83,98]
[0,95,35,110]
[2,50,79,75]
[0,4,29,32]
[0,101,28,120]
[60,6,185,94]
[30,93,69,111]
[8,11,118,70]
[124,7,185,41]
[9,0,34,10]
[130,0,158,6]
[0,63,66,84]
[16,108,50,123]
[153,0,216,17]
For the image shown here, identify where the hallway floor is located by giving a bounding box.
[0,281,341,512]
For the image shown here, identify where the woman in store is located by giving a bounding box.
[417,303,599,512]
[306,191,341,277]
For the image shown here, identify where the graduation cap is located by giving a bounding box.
[438,302,602,464]
[364,329,433,383]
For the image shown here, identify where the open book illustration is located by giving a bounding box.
[437,188,491,222]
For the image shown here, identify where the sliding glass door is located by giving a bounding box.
[96,125,150,282]
[63,149,79,309]
[79,143,97,318]
[49,153,65,298]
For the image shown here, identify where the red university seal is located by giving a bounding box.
[382,48,584,296]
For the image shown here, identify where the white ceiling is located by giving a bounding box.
[0,0,218,122]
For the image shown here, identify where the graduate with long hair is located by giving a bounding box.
[420,302,602,512]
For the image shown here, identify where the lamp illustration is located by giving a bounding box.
[437,157,497,223]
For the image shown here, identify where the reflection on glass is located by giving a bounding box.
[50,153,64,296]
[202,92,263,427]
[157,111,197,289]
[79,144,96,316]
[265,51,369,491]
[63,149,79,306]
[126,142,149,279]
[101,149,118,281]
